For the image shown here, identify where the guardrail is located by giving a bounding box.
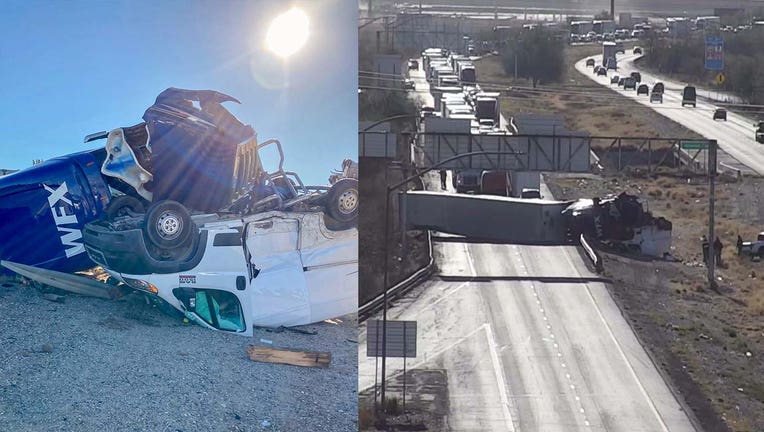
[580,233,604,274]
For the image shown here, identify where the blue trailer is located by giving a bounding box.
[0,149,120,274]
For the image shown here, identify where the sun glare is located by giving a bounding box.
[266,7,309,58]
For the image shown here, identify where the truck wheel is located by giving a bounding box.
[325,178,358,224]
[144,200,194,249]
[105,195,145,220]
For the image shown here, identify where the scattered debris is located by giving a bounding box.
[261,420,272,428]
[259,339,273,345]
[246,346,331,368]
[41,343,54,353]
[43,293,65,303]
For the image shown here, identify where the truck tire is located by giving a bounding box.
[105,195,145,220]
[143,200,194,250]
[325,178,358,224]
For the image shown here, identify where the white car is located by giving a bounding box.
[85,210,358,336]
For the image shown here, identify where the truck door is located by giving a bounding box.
[164,228,254,336]
[244,217,311,327]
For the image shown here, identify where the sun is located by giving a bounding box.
[266,7,310,58]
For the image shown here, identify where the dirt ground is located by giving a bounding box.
[359,143,430,307]
[358,369,449,431]
[0,277,358,432]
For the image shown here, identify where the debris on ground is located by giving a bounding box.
[246,346,331,368]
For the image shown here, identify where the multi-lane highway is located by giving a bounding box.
[359,53,699,430]
[576,52,764,175]
[358,189,698,430]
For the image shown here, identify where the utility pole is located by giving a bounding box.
[707,140,717,289]
[610,0,615,20]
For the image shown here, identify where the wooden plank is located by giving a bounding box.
[246,346,331,368]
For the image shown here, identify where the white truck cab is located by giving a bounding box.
[88,210,357,335]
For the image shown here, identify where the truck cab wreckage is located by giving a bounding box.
[1,88,358,334]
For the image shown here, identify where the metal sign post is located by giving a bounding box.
[708,140,717,289]
[367,319,418,414]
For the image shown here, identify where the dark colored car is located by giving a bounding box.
[630,71,641,83]
[520,188,541,199]
[633,47,643,54]
[480,171,510,196]
[586,58,595,67]
[408,59,419,70]
[618,77,626,87]
[455,169,482,193]
[652,82,664,94]
[637,84,649,95]
[682,86,697,107]
[756,121,764,143]
[713,108,727,121]
[597,67,607,76]
[624,77,637,90]
[610,75,620,84]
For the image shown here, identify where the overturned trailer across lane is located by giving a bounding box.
[402,191,672,257]
[402,191,569,244]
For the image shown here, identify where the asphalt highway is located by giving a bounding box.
[576,52,764,175]
[358,51,698,431]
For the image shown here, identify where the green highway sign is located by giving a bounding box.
[681,140,709,150]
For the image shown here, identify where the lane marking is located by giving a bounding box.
[485,322,517,432]
[464,242,477,277]
[560,243,672,432]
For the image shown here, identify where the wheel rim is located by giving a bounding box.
[337,189,358,215]
[156,211,183,240]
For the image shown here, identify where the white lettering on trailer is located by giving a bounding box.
[44,182,85,258]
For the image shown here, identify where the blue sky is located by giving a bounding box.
[0,0,357,185]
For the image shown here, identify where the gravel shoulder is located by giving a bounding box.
[0,279,357,432]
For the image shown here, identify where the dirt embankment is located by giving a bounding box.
[359,130,430,307]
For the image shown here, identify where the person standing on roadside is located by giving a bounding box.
[714,236,723,266]
[439,169,447,190]
[701,235,709,265]
[737,235,743,256]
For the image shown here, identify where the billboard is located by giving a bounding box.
[705,35,724,70]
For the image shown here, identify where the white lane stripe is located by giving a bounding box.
[559,245,672,432]
[485,323,517,432]
[464,242,477,277]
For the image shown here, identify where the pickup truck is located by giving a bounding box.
[740,232,764,257]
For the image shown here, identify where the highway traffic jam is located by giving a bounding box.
[359,3,764,431]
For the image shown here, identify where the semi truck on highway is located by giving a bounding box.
[602,42,618,69]
[475,94,500,126]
